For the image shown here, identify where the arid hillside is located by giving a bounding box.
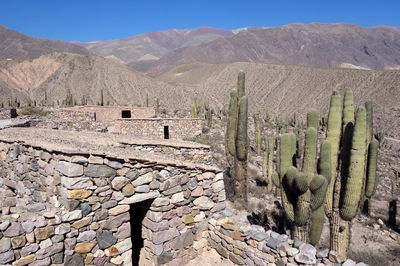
[0,53,197,108]
[0,25,89,60]
[158,62,400,137]
[147,23,400,75]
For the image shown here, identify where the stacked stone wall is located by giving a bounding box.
[0,140,225,265]
[113,119,203,140]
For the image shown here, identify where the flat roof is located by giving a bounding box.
[0,128,219,172]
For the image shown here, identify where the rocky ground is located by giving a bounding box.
[196,117,400,266]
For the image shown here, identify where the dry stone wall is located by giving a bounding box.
[0,140,225,266]
[113,118,203,139]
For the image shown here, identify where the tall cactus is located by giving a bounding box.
[254,111,262,155]
[263,136,275,192]
[225,71,249,202]
[324,90,379,260]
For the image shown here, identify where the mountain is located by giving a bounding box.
[74,26,234,70]
[0,25,89,61]
[0,53,196,108]
[146,23,400,75]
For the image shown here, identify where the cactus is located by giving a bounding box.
[320,90,379,259]
[254,111,262,155]
[277,110,330,243]
[263,136,275,192]
[225,71,249,202]
[205,105,213,128]
[191,98,201,118]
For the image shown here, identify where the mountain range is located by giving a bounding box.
[73,23,400,75]
[0,23,399,134]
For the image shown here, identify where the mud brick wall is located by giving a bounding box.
[112,118,204,139]
[0,141,225,265]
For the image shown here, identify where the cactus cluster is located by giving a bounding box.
[225,71,249,202]
[277,109,330,244]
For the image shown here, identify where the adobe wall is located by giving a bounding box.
[112,118,204,139]
[0,128,225,266]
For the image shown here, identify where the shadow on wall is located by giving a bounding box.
[130,198,154,266]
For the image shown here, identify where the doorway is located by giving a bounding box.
[130,198,154,266]
[163,126,169,139]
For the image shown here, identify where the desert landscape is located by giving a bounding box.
[0,2,399,266]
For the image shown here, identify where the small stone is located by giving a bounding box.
[0,220,10,231]
[112,176,130,190]
[105,238,132,256]
[152,228,179,245]
[56,161,83,177]
[115,222,130,239]
[72,216,93,229]
[67,189,93,199]
[36,242,64,260]
[71,156,88,164]
[20,244,39,257]
[39,239,52,249]
[34,226,55,241]
[85,164,116,178]
[65,253,84,266]
[3,222,23,237]
[131,172,154,187]
[88,155,103,164]
[171,192,185,203]
[75,242,97,253]
[0,238,11,253]
[0,250,14,264]
[62,210,83,222]
[105,159,123,169]
[135,185,150,193]
[193,196,215,210]
[191,186,203,197]
[122,184,135,196]
[152,197,170,207]
[212,180,225,193]
[119,191,160,204]
[97,231,117,249]
[197,172,215,181]
[109,205,130,216]
[22,221,35,233]
[182,214,195,225]
[61,176,93,189]
[13,254,36,266]
[55,223,71,234]
[77,231,96,242]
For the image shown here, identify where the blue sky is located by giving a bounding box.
[1,0,399,42]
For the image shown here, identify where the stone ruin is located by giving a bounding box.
[0,127,365,265]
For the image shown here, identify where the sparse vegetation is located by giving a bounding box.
[18,106,48,116]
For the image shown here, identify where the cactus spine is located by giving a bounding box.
[225,71,248,201]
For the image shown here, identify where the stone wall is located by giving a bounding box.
[112,118,204,139]
[205,216,357,265]
[0,138,225,265]
[54,106,156,121]
[0,108,11,119]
